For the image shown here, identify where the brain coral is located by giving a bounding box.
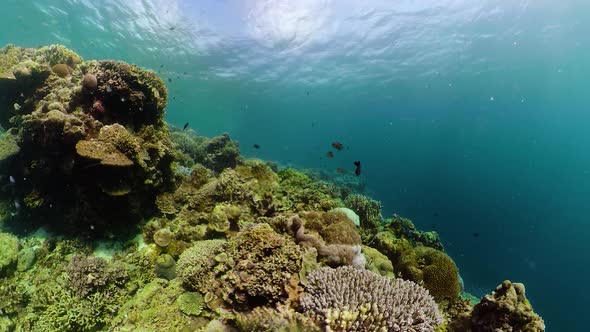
[301,266,443,332]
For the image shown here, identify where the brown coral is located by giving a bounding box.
[75,139,133,167]
[471,280,545,332]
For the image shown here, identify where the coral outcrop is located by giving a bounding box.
[471,280,545,331]
[0,44,174,236]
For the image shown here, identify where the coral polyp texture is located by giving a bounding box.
[300,266,443,332]
[0,45,545,332]
[0,44,174,236]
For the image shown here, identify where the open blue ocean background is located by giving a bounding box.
[3,0,590,330]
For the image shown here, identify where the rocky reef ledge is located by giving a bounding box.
[0,45,544,332]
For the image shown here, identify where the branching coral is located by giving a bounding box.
[301,266,443,332]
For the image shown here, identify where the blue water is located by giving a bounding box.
[3,0,590,329]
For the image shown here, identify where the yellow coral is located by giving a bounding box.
[75,139,133,167]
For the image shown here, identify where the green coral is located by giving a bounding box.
[384,214,444,251]
[234,306,320,332]
[397,246,461,302]
[343,194,382,237]
[178,224,303,311]
[361,245,394,277]
[177,292,204,316]
[0,232,19,277]
[110,279,209,331]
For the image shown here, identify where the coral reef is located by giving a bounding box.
[0,44,546,332]
[178,223,303,311]
[301,266,443,332]
[288,214,366,269]
[234,306,320,332]
[0,232,19,277]
[0,44,174,236]
[344,194,382,239]
[385,214,444,251]
[471,280,545,331]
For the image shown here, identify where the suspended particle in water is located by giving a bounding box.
[106,85,112,93]
[489,96,495,101]
[121,97,126,102]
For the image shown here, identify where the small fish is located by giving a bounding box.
[168,78,172,83]
[169,27,176,31]
[336,167,345,173]
[14,200,20,210]
[433,212,439,217]
[160,64,164,68]
[9,175,15,184]
[326,151,334,158]
[354,161,361,176]
[182,122,189,131]
[253,144,260,149]
[332,141,344,151]
[306,91,309,96]
[472,232,480,237]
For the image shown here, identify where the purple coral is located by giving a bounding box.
[301,266,443,332]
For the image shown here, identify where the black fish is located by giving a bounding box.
[169,27,176,31]
[253,144,260,149]
[168,78,172,83]
[160,64,164,68]
[354,161,361,176]
[306,91,309,96]
[182,122,189,131]
[472,232,479,237]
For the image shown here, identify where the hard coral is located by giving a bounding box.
[178,224,303,311]
[471,280,545,332]
[66,255,128,298]
[234,306,320,332]
[0,44,175,236]
[396,246,461,303]
[344,194,382,238]
[301,266,443,332]
[288,215,365,269]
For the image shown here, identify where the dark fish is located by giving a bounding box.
[183,71,188,75]
[332,141,344,151]
[472,232,479,237]
[354,161,361,176]
[169,27,176,31]
[326,151,334,158]
[336,167,345,173]
[433,212,439,217]
[168,78,172,83]
[306,91,309,96]
[253,144,260,149]
[160,64,164,68]
[182,122,189,131]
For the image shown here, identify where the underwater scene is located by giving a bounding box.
[1,0,589,331]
